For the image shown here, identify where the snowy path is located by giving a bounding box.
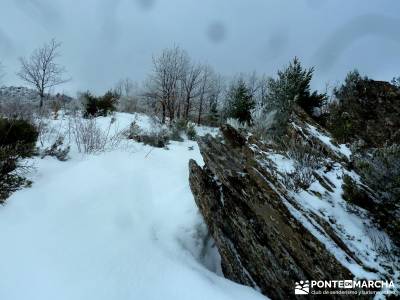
[0,136,265,300]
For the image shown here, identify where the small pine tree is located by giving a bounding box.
[186,123,197,140]
[97,90,119,116]
[334,69,364,100]
[327,70,366,143]
[206,101,220,126]
[83,92,98,117]
[226,79,255,125]
[265,57,325,135]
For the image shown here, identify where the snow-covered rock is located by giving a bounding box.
[189,122,399,299]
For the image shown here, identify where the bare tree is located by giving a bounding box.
[197,65,214,125]
[17,39,69,108]
[115,78,143,113]
[206,72,224,124]
[147,46,187,124]
[181,63,202,120]
[115,78,136,97]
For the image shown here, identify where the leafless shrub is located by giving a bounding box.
[124,116,142,139]
[33,108,65,147]
[70,116,107,153]
[251,109,277,139]
[287,138,323,170]
[35,117,50,147]
[367,227,398,265]
[106,118,126,150]
[69,115,124,154]
[290,166,315,192]
[283,138,324,191]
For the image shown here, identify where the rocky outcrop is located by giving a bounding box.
[189,125,367,299]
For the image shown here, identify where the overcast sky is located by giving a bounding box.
[0,0,400,95]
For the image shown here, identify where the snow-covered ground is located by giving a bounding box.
[0,113,265,300]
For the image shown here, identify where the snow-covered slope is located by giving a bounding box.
[261,118,399,298]
[0,113,264,300]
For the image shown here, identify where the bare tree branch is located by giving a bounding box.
[147,46,188,124]
[17,38,70,108]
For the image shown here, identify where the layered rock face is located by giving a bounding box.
[189,125,360,299]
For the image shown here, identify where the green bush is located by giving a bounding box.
[169,120,185,142]
[186,123,197,141]
[174,119,188,132]
[135,130,170,148]
[205,102,220,127]
[83,90,119,118]
[169,127,184,142]
[264,57,325,137]
[168,120,197,141]
[0,146,32,202]
[327,70,400,147]
[342,175,374,209]
[0,118,38,202]
[126,120,142,139]
[225,79,255,125]
[0,118,38,157]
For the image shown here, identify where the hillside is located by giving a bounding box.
[0,86,73,105]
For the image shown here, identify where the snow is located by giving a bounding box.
[267,153,295,173]
[255,156,398,298]
[261,130,399,295]
[0,113,264,300]
[306,124,352,159]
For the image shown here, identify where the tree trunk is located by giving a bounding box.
[185,96,190,121]
[177,100,181,119]
[39,94,44,108]
[161,102,166,124]
[197,96,203,125]
[168,105,174,126]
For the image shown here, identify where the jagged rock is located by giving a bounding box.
[189,125,368,299]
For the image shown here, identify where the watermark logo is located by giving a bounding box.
[295,280,310,295]
[294,280,396,296]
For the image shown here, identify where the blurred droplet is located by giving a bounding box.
[135,0,156,11]
[206,22,226,44]
[265,32,288,59]
[315,14,400,71]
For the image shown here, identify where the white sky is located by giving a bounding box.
[0,0,400,95]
